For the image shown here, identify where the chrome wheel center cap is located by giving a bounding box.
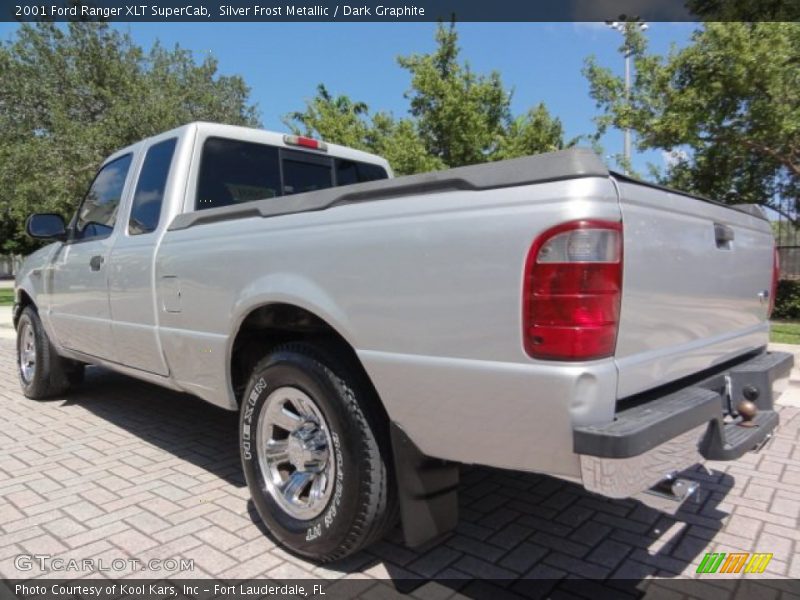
[287,420,329,473]
[257,386,335,520]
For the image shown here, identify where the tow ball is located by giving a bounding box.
[737,399,759,428]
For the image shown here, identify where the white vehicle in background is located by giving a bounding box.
[14,122,791,560]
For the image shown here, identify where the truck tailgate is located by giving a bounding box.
[614,178,774,399]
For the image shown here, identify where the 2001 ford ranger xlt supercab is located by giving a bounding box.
[13,122,793,561]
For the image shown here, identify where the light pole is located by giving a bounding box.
[606,18,648,175]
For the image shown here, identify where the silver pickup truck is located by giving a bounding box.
[13,122,793,561]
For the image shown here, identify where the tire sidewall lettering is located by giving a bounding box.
[241,377,266,461]
[305,431,343,541]
[321,431,344,531]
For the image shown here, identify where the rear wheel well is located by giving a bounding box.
[230,304,384,416]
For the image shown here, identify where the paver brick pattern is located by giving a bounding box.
[1,339,799,597]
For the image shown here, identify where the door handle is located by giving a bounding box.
[89,255,104,271]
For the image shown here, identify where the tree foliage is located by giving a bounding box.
[494,104,570,161]
[0,22,259,253]
[584,22,800,214]
[288,22,570,175]
[397,22,509,166]
[285,84,444,175]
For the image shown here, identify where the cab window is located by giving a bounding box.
[129,138,177,235]
[195,137,389,211]
[282,155,333,195]
[335,159,387,185]
[74,154,133,241]
[196,138,281,210]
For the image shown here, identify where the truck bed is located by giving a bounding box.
[169,148,766,231]
[168,147,773,404]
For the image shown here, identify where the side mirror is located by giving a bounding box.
[26,213,67,240]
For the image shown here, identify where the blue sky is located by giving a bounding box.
[0,21,696,175]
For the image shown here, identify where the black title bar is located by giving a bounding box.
[2,0,800,22]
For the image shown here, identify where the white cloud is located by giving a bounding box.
[571,22,610,40]
[573,22,609,32]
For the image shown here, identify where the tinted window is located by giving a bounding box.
[196,138,281,210]
[357,162,388,182]
[335,159,388,185]
[282,159,333,195]
[75,154,133,240]
[129,138,177,235]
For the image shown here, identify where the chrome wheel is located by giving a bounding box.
[18,321,36,385]
[256,386,335,520]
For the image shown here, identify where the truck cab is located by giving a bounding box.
[17,123,390,378]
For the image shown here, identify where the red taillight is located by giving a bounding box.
[769,246,779,318]
[283,134,328,152]
[523,220,623,360]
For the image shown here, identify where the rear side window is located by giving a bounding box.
[129,138,177,235]
[197,138,281,210]
[335,159,388,185]
[74,154,133,241]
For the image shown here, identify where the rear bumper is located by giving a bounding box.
[575,350,793,498]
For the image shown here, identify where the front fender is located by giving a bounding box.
[13,242,60,331]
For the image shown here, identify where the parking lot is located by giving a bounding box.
[1,337,800,598]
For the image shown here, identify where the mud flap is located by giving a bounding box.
[390,423,459,547]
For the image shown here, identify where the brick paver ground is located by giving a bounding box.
[1,338,800,597]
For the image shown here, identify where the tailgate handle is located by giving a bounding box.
[714,223,734,248]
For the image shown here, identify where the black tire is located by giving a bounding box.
[16,306,71,399]
[240,342,396,561]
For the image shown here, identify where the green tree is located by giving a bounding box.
[285,84,442,175]
[584,22,800,214]
[494,104,570,161]
[397,21,510,166]
[289,22,571,175]
[285,84,371,150]
[0,22,259,253]
[367,113,445,174]
[772,218,800,247]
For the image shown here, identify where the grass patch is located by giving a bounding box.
[771,321,800,345]
[0,288,13,306]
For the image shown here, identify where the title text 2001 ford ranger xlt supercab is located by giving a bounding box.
[14,122,793,560]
